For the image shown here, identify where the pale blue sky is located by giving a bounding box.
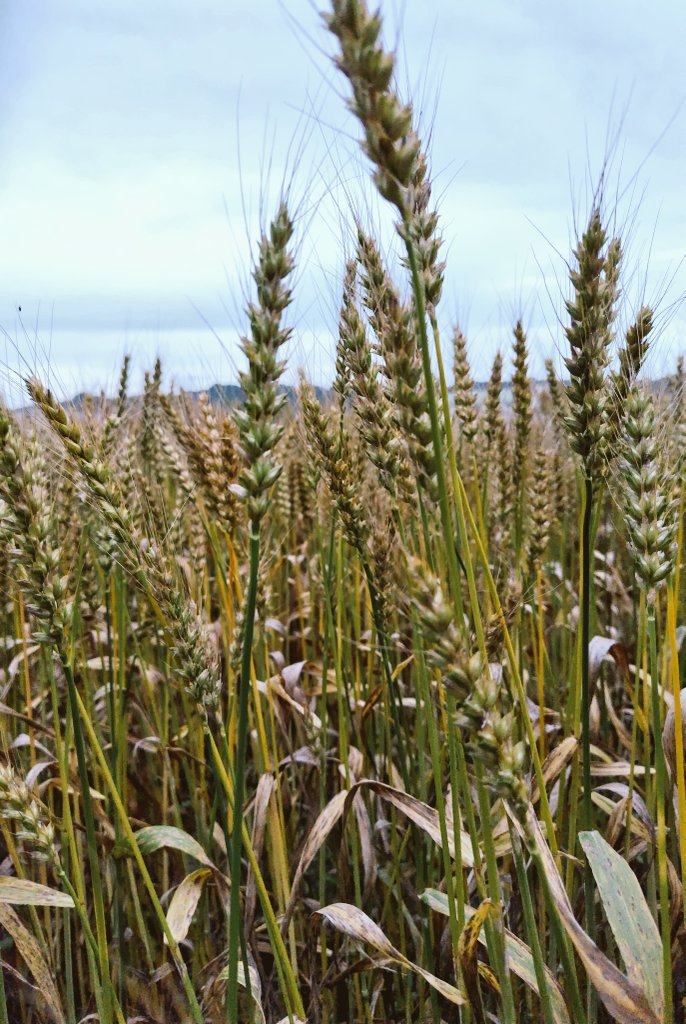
[1,0,684,401]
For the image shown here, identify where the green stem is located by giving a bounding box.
[56,867,127,1024]
[71,686,205,1024]
[580,474,596,1022]
[512,832,556,1024]
[403,232,463,617]
[580,474,593,837]
[207,729,304,1020]
[227,527,260,1024]
[475,772,516,1024]
[530,845,587,1024]
[61,654,114,1024]
[647,600,673,1024]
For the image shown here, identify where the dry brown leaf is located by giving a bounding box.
[458,899,495,1024]
[352,788,377,903]
[360,682,385,722]
[531,735,578,804]
[346,780,474,867]
[0,701,56,739]
[590,762,652,778]
[165,867,213,945]
[662,687,686,782]
[0,903,65,1023]
[0,877,74,908]
[666,857,683,934]
[246,772,276,934]
[280,788,349,934]
[315,902,464,1006]
[592,785,655,846]
[603,681,634,750]
[589,637,630,690]
[256,675,321,731]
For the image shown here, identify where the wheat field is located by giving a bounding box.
[0,2,684,1022]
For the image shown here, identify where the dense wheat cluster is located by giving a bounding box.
[1,3,685,1024]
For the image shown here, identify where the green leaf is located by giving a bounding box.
[133,825,213,867]
[529,811,659,1024]
[579,830,663,1017]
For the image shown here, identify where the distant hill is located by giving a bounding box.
[18,374,675,417]
[28,382,332,414]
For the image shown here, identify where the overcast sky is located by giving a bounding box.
[1,0,684,401]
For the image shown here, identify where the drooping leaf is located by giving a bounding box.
[531,735,578,804]
[588,636,630,690]
[316,902,464,1006]
[133,825,213,867]
[246,772,276,934]
[346,780,474,867]
[0,876,74,908]
[281,789,349,934]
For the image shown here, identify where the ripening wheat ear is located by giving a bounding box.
[299,374,370,555]
[483,352,503,444]
[139,357,162,471]
[0,404,71,645]
[233,200,295,528]
[452,327,478,446]
[336,260,414,505]
[561,207,624,924]
[402,152,446,314]
[0,765,60,869]
[620,383,678,594]
[511,321,532,489]
[410,558,530,815]
[99,353,130,459]
[356,230,437,500]
[225,199,299,1024]
[562,208,621,476]
[25,378,222,712]
[160,390,242,531]
[605,305,654,456]
[527,449,551,571]
[324,0,419,214]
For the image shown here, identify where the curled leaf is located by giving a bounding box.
[165,867,213,945]
[281,788,349,934]
[458,899,496,1024]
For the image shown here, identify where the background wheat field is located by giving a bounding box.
[0,2,685,1023]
